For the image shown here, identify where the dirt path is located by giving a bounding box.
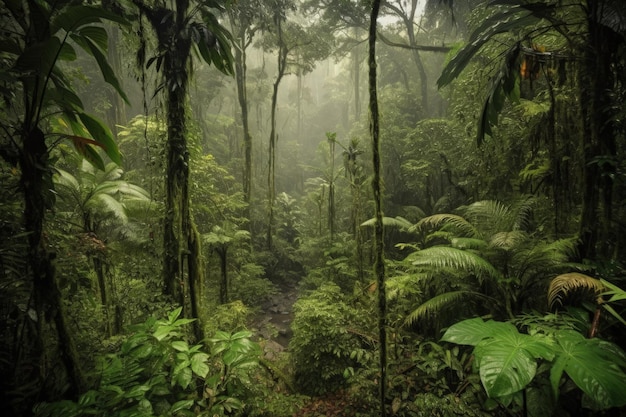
[249,284,298,358]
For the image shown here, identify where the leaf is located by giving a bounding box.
[170,399,194,413]
[78,26,109,51]
[442,317,502,346]
[405,291,484,327]
[409,246,501,283]
[438,9,536,88]
[71,34,130,105]
[153,325,176,341]
[168,307,183,323]
[190,352,210,378]
[171,341,189,352]
[548,273,604,309]
[77,112,121,165]
[175,366,192,389]
[52,5,129,33]
[474,332,550,397]
[553,330,626,409]
[443,318,554,398]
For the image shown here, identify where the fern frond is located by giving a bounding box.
[410,246,501,283]
[464,200,512,234]
[361,216,413,230]
[451,237,488,250]
[413,214,478,237]
[511,196,536,231]
[91,193,128,223]
[548,273,605,309]
[490,230,528,250]
[404,291,482,327]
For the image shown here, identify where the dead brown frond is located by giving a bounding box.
[548,273,605,310]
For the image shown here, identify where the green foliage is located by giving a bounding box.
[442,317,626,411]
[393,199,584,332]
[289,283,373,395]
[34,308,261,417]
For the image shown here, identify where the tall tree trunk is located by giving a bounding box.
[233,27,253,222]
[369,1,387,416]
[577,1,619,261]
[21,127,86,399]
[352,29,362,121]
[267,21,288,250]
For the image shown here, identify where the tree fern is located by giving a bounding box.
[409,246,502,284]
[404,291,491,327]
[413,213,479,237]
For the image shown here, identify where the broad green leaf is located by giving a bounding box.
[173,318,196,327]
[175,366,192,389]
[554,331,626,409]
[190,352,210,378]
[168,307,183,323]
[77,112,121,165]
[441,317,498,346]
[52,5,128,33]
[475,336,538,397]
[153,325,176,341]
[15,37,61,74]
[170,399,194,413]
[125,384,150,399]
[171,340,189,352]
[71,35,130,104]
[81,144,105,171]
[223,350,242,366]
[58,43,77,61]
[78,26,108,51]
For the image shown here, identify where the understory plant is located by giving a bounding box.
[441,315,626,415]
[34,308,261,416]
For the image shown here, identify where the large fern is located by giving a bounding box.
[408,246,502,284]
[404,291,493,327]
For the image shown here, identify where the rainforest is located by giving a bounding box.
[1,0,626,416]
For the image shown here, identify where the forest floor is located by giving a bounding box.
[249,282,298,359]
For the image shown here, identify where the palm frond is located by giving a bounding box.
[409,246,501,283]
[451,237,488,251]
[490,230,528,250]
[464,200,512,234]
[54,168,81,194]
[361,216,413,230]
[548,273,605,309]
[510,196,536,230]
[404,291,483,327]
[92,193,128,223]
[413,213,478,237]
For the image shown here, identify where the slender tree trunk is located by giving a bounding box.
[369,1,387,416]
[267,25,288,250]
[577,1,619,261]
[21,127,85,398]
[218,247,228,304]
[233,28,253,222]
[352,30,361,121]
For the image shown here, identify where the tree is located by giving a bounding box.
[228,1,268,222]
[260,1,331,249]
[203,224,250,304]
[368,0,387,414]
[0,0,129,404]
[132,0,233,333]
[437,0,626,261]
[54,158,152,335]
